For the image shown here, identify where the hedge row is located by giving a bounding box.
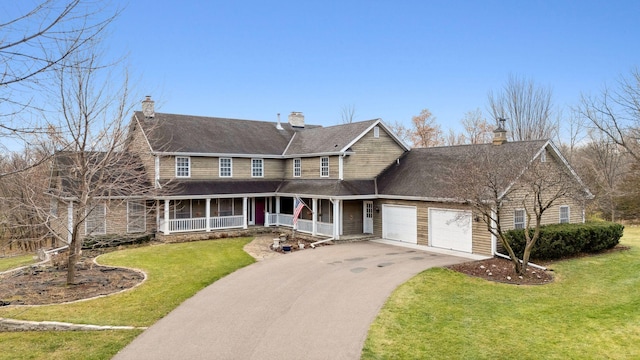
[504,222,624,260]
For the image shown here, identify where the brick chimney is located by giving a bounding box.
[142,96,155,118]
[493,118,507,145]
[288,111,304,128]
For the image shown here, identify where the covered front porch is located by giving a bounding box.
[156,196,358,239]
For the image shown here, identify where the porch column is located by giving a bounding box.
[312,198,318,236]
[163,199,170,235]
[332,199,340,240]
[205,198,211,232]
[67,201,73,243]
[156,201,160,233]
[275,196,281,226]
[242,197,248,229]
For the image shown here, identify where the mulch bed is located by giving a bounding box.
[270,237,333,253]
[447,245,631,285]
[447,257,553,285]
[0,258,144,306]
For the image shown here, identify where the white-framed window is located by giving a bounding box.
[540,151,547,163]
[176,156,190,177]
[127,201,146,233]
[560,205,570,223]
[50,199,58,218]
[219,158,232,177]
[373,126,380,138]
[293,158,301,177]
[252,158,264,178]
[514,209,526,229]
[85,203,106,235]
[320,157,329,177]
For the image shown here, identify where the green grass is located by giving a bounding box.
[0,254,37,272]
[0,237,255,326]
[362,227,640,360]
[0,330,142,360]
[0,237,254,360]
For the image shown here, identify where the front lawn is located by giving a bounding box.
[362,227,640,360]
[0,254,37,272]
[0,237,255,360]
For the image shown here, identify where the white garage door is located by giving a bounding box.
[382,205,417,244]
[429,208,473,253]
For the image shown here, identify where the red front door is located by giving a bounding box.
[255,198,265,225]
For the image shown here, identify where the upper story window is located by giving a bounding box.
[176,156,190,177]
[219,158,232,177]
[373,126,380,138]
[320,157,329,177]
[559,205,570,223]
[85,203,106,235]
[293,158,301,177]
[252,158,264,177]
[514,209,525,229]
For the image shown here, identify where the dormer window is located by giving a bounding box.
[219,158,232,177]
[252,158,264,177]
[320,157,329,177]
[373,126,380,138]
[176,157,190,178]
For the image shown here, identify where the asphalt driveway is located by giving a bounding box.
[113,241,470,360]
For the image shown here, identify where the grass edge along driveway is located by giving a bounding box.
[362,227,640,360]
[0,237,255,360]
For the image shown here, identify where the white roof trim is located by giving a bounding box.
[498,140,594,200]
[151,150,353,159]
[340,119,411,153]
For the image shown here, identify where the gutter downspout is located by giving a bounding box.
[494,252,547,271]
[310,237,334,248]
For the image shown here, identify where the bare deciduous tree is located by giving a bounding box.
[577,68,640,163]
[573,131,630,221]
[340,104,357,124]
[461,108,493,144]
[19,45,155,284]
[409,109,443,148]
[449,144,586,274]
[488,74,557,141]
[386,120,412,146]
[0,0,119,169]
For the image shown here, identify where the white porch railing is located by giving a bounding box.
[159,212,334,236]
[296,219,313,233]
[210,215,244,230]
[317,221,334,236]
[159,215,244,233]
[265,212,334,236]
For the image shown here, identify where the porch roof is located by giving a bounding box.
[277,179,376,197]
[159,179,376,198]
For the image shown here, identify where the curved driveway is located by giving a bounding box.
[114,241,470,360]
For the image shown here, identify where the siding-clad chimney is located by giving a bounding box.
[142,96,155,118]
[288,111,304,128]
[493,118,507,145]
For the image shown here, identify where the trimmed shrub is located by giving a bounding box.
[505,222,624,260]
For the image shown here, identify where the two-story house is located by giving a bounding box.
[47,96,592,257]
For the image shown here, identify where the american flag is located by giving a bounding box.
[293,196,305,225]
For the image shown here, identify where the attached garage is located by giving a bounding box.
[429,208,473,253]
[382,204,417,244]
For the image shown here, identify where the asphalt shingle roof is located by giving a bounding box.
[377,140,549,199]
[283,120,379,155]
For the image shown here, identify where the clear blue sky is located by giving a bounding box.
[110,0,638,133]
